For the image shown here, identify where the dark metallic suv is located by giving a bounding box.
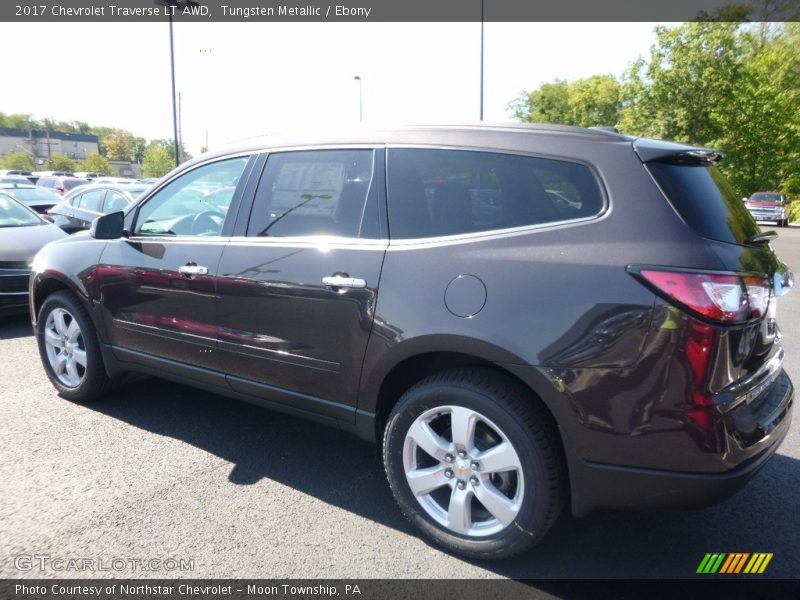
[29,125,794,559]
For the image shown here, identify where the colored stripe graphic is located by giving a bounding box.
[698,552,773,574]
[697,553,727,573]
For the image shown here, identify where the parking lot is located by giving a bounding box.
[1,228,798,580]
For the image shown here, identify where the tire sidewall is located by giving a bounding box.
[36,291,105,401]
[384,378,555,559]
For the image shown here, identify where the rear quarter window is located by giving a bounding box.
[386,148,604,239]
[647,162,759,245]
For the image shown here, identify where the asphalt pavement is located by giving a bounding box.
[1,227,799,580]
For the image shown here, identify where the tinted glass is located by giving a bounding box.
[750,193,783,203]
[75,190,103,211]
[386,149,604,239]
[134,157,248,237]
[64,179,89,190]
[0,194,42,227]
[4,187,59,203]
[103,191,129,213]
[248,150,376,238]
[648,162,759,245]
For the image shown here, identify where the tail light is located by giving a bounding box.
[633,268,770,325]
[630,267,770,450]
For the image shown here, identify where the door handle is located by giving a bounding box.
[178,264,209,276]
[322,275,367,289]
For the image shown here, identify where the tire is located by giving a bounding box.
[383,368,565,560]
[36,290,114,402]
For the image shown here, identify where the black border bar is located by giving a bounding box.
[2,579,799,600]
[1,0,799,23]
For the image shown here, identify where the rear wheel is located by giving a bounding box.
[383,368,565,560]
[37,291,114,402]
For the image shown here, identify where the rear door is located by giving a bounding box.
[69,188,105,230]
[215,148,387,417]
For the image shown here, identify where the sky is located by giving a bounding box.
[0,22,661,156]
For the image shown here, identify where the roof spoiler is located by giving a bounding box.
[655,149,723,166]
[633,138,722,165]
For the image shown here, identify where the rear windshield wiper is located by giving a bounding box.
[746,230,777,244]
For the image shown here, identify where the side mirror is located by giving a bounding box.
[742,197,748,202]
[90,211,125,239]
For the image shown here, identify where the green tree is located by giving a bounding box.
[100,129,134,161]
[131,136,148,164]
[0,151,35,170]
[49,154,76,172]
[618,22,800,197]
[618,22,744,144]
[509,80,571,124]
[508,75,621,128]
[142,143,175,177]
[0,112,38,130]
[80,152,112,174]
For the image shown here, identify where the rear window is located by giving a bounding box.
[647,162,759,245]
[387,149,604,239]
[64,179,90,190]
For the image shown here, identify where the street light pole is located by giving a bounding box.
[155,0,199,167]
[354,75,363,122]
[480,0,484,121]
[168,11,180,167]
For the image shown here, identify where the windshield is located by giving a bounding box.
[750,193,784,203]
[6,187,59,203]
[0,195,43,227]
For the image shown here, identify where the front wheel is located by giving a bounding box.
[383,369,565,560]
[37,291,114,402]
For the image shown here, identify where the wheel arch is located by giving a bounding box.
[30,273,87,325]
[363,336,568,465]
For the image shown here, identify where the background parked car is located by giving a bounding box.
[73,171,107,180]
[33,170,74,178]
[90,177,138,186]
[36,176,90,196]
[744,192,791,227]
[48,184,149,233]
[0,175,33,186]
[0,183,61,215]
[0,192,65,312]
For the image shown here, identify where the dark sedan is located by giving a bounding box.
[0,183,62,215]
[0,192,65,312]
[49,184,149,233]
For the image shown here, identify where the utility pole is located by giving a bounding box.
[168,12,180,167]
[178,91,183,163]
[480,0,484,121]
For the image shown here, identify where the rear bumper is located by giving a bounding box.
[567,370,793,517]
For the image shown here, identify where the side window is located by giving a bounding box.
[103,191,129,213]
[75,189,103,211]
[134,157,248,237]
[247,150,377,238]
[386,149,604,239]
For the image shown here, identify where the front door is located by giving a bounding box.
[96,156,251,370]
